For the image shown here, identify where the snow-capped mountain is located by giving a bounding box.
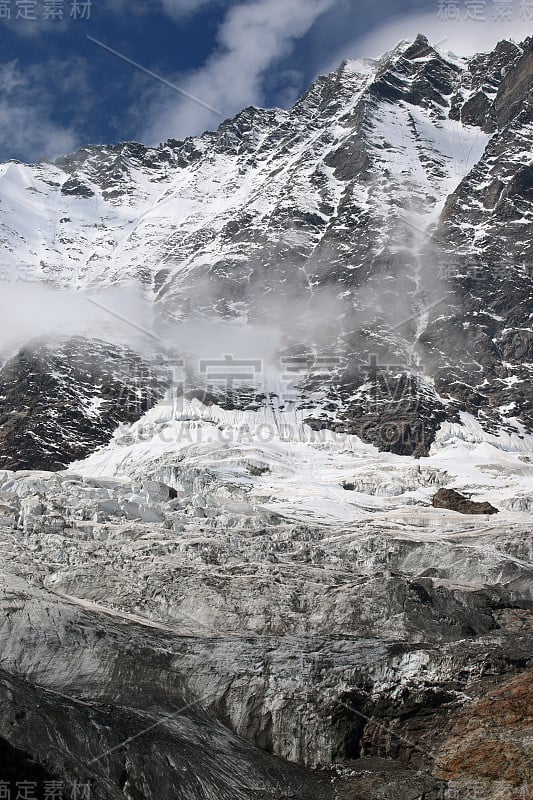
[0,34,532,800]
[1,34,531,467]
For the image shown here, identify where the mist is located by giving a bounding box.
[0,217,460,388]
[0,283,156,360]
[0,280,347,376]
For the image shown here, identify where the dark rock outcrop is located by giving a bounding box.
[0,338,169,471]
[432,488,499,515]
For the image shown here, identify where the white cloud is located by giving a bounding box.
[0,61,78,162]
[159,0,220,18]
[142,0,336,144]
[0,61,26,93]
[334,10,529,63]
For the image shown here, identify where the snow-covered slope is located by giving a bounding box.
[0,41,491,301]
[72,398,533,523]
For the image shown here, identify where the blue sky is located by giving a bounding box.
[0,0,529,162]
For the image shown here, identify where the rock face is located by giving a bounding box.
[0,735,60,795]
[432,488,499,515]
[0,33,531,800]
[435,670,533,800]
[0,338,168,471]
